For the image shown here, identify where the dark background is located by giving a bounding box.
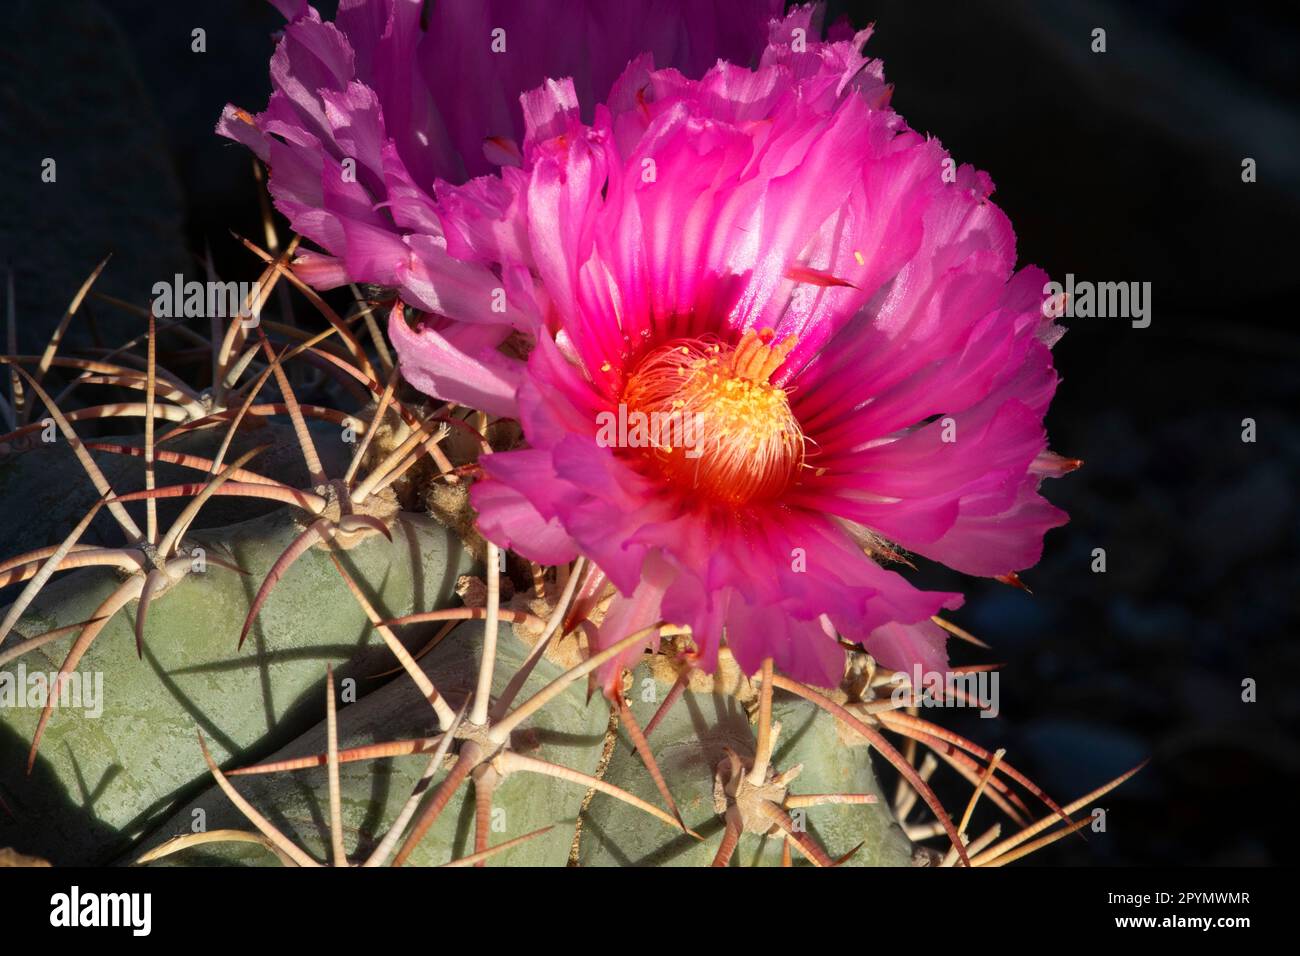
[2,0,1297,864]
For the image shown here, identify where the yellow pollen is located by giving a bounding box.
[621,329,804,506]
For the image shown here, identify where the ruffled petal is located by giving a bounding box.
[470,479,580,566]
[386,304,522,418]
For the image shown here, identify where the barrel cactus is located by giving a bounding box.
[1,0,1143,868]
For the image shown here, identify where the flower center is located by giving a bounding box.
[621,329,804,507]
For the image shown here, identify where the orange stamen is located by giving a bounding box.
[620,329,803,506]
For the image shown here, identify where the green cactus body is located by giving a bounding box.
[132,622,609,867]
[0,508,471,865]
[578,664,915,867]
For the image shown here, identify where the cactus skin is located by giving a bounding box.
[578,663,915,867]
[0,508,471,866]
[131,622,609,866]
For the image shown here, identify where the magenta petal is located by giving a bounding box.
[864,619,949,679]
[726,600,845,689]
[216,105,270,162]
[386,304,522,418]
[520,77,581,153]
[471,480,579,567]
[290,251,349,289]
[589,552,676,696]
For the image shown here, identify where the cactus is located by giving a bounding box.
[130,622,613,867]
[0,258,482,864]
[0,503,467,865]
[1,227,1140,870]
[578,654,917,867]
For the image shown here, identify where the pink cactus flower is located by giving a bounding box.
[227,1,1071,689]
[219,0,779,414]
